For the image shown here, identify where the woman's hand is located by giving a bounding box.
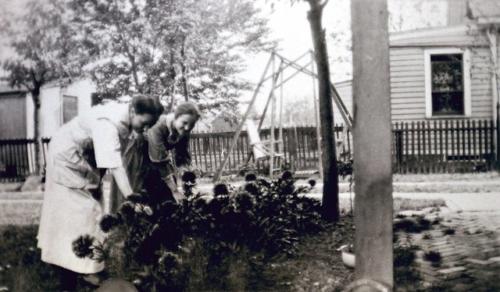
[172,191,186,203]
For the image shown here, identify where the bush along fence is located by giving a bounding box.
[0,120,497,181]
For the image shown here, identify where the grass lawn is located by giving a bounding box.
[0,219,355,292]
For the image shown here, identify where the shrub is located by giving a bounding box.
[337,159,353,179]
[442,227,456,235]
[73,172,326,291]
[394,242,421,286]
[394,216,432,233]
[424,251,442,267]
[422,233,432,240]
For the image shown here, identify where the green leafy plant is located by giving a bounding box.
[73,171,327,291]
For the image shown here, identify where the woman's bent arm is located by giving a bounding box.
[110,166,133,198]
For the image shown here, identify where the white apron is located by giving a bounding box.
[37,102,131,274]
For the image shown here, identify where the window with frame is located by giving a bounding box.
[62,95,78,124]
[424,49,471,118]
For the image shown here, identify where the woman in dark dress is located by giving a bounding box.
[111,102,200,209]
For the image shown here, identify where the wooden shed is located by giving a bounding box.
[0,84,28,139]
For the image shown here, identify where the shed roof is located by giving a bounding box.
[0,83,27,95]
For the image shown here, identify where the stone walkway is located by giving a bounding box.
[391,188,500,289]
[398,208,500,290]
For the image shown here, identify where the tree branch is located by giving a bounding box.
[320,0,329,11]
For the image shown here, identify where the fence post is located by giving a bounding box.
[395,128,403,173]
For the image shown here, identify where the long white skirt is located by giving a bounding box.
[37,138,105,274]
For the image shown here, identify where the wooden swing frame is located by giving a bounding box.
[213,50,353,182]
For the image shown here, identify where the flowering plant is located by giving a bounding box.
[73,171,326,291]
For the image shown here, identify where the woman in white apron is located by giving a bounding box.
[37,95,163,286]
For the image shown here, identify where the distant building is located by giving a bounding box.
[0,79,96,139]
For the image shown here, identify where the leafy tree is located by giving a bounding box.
[67,0,273,114]
[1,0,83,173]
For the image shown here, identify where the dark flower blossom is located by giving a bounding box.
[308,179,316,187]
[235,192,254,211]
[213,183,229,197]
[99,214,122,233]
[244,173,257,182]
[158,251,180,270]
[72,235,95,258]
[181,171,197,183]
[193,198,207,210]
[244,183,260,196]
[119,201,136,222]
[281,170,293,180]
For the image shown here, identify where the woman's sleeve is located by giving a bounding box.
[174,135,192,167]
[147,122,169,163]
[92,120,123,168]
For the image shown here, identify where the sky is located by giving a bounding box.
[0,0,448,114]
[238,0,448,111]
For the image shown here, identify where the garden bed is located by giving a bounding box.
[0,219,355,292]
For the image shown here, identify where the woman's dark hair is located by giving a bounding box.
[174,101,201,120]
[131,94,164,119]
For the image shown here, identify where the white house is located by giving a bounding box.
[332,0,500,124]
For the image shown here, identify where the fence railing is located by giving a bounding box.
[0,138,50,182]
[0,120,497,181]
[393,120,497,173]
[189,126,352,175]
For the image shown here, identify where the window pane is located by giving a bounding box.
[430,54,464,115]
[63,95,78,124]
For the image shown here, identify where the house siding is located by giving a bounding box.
[390,48,426,120]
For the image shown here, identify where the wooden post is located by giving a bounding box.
[351,0,393,290]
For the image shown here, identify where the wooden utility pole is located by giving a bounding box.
[350,0,394,290]
[306,0,339,222]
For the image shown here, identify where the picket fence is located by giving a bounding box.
[0,121,497,182]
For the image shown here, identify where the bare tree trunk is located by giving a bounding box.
[32,91,41,175]
[306,0,339,222]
